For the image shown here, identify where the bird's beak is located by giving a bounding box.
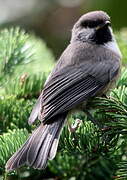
[95,21,111,30]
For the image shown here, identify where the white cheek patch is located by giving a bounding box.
[105,40,122,58]
[104,27,122,58]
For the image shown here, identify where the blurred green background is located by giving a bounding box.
[0,1,127,180]
[33,0,127,57]
[0,0,126,57]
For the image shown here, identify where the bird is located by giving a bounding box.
[6,10,122,171]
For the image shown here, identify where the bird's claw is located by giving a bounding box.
[68,119,82,133]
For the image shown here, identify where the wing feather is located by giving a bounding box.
[41,60,120,123]
[28,51,120,124]
[43,75,103,122]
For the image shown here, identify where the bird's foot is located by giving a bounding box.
[102,94,110,99]
[68,119,82,133]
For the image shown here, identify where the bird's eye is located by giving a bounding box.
[80,20,108,28]
[80,21,89,28]
[81,20,100,28]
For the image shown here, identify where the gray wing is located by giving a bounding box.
[28,94,42,125]
[42,60,120,123]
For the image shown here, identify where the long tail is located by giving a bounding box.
[6,114,66,171]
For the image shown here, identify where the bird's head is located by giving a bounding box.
[71,11,113,45]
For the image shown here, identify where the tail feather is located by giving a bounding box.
[33,121,61,169]
[6,125,42,171]
[49,134,60,160]
[6,114,66,171]
[27,125,48,166]
[34,133,53,169]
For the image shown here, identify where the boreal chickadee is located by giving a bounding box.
[6,11,122,171]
